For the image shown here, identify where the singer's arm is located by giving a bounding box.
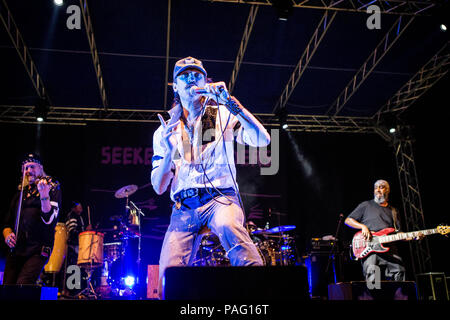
[151,123,176,195]
[226,96,270,147]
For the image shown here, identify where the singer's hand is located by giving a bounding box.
[158,113,180,156]
[5,232,16,248]
[203,82,231,104]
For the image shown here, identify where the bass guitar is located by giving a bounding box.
[351,225,449,260]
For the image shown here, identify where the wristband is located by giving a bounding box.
[226,97,243,116]
[40,197,50,201]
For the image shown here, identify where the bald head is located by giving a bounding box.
[374,179,390,205]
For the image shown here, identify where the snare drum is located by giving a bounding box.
[77,231,104,267]
[44,222,68,273]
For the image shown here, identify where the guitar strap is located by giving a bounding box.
[391,206,399,232]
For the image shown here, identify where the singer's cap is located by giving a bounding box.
[173,56,207,80]
[22,153,42,166]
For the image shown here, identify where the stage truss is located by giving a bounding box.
[1,0,449,277]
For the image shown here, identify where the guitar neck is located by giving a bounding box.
[379,228,437,243]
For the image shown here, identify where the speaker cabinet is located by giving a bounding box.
[416,272,449,300]
[328,281,417,300]
[163,266,309,300]
[0,285,58,300]
[304,252,338,299]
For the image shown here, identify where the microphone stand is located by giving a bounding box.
[325,214,344,283]
[12,170,27,252]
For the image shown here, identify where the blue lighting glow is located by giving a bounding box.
[124,275,135,287]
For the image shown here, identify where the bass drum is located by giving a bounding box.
[44,222,68,273]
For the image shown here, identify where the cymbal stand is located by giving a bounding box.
[129,200,145,299]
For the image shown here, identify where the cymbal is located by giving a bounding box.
[252,225,296,235]
[114,184,138,199]
[267,225,296,233]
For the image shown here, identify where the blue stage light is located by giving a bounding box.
[124,276,135,287]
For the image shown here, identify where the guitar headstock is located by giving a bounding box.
[437,225,450,235]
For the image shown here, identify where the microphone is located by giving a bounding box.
[190,86,208,95]
[189,85,225,95]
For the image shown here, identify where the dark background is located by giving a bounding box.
[0,0,449,281]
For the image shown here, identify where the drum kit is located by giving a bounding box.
[44,184,145,299]
[192,223,298,267]
[44,184,298,298]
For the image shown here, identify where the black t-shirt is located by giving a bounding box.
[347,200,400,232]
[2,183,62,256]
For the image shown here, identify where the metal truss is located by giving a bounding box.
[205,0,438,15]
[273,10,337,114]
[393,127,432,274]
[326,15,415,116]
[262,113,376,133]
[228,4,259,94]
[373,41,450,124]
[0,104,377,134]
[0,0,51,104]
[0,105,162,125]
[80,0,108,109]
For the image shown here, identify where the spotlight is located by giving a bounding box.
[34,98,49,122]
[276,107,289,130]
[271,0,294,21]
[440,24,447,32]
[389,128,396,134]
[124,275,135,288]
[54,0,63,6]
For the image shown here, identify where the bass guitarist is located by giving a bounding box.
[345,179,415,283]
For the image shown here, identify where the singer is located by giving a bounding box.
[151,57,270,298]
[2,153,62,285]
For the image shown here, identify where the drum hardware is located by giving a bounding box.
[112,184,145,298]
[249,222,298,266]
[192,233,230,267]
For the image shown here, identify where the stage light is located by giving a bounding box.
[124,275,135,288]
[54,0,63,6]
[440,24,447,32]
[389,128,396,134]
[34,98,49,122]
[271,0,294,21]
[276,107,289,130]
